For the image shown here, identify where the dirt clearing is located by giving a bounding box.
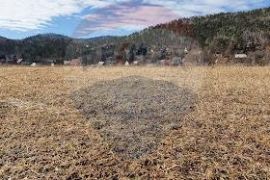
[72,76,196,158]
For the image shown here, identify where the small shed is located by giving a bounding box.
[235,54,248,59]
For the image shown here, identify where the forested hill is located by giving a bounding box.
[0,34,123,64]
[153,7,270,52]
[0,7,269,65]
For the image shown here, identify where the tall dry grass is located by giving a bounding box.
[0,66,269,179]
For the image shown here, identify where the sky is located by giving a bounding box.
[0,0,269,39]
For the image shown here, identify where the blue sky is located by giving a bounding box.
[0,0,269,39]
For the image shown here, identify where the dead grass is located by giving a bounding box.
[0,66,270,179]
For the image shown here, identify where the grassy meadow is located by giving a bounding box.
[0,66,270,179]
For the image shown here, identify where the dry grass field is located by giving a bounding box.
[0,66,270,179]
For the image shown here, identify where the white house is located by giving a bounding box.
[98,61,105,66]
[30,63,37,67]
[235,54,248,59]
[17,58,23,64]
[133,61,138,65]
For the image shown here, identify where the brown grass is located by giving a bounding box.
[0,66,270,179]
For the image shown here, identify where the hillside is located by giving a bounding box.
[192,8,270,52]
[0,7,269,65]
[150,7,270,64]
[155,8,270,49]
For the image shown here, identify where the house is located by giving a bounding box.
[125,61,129,66]
[1,54,18,64]
[70,59,81,66]
[105,57,114,65]
[17,58,24,64]
[30,63,37,67]
[171,57,182,66]
[64,61,70,65]
[160,59,171,66]
[64,59,81,66]
[101,44,115,62]
[135,55,145,64]
[44,59,55,65]
[98,61,105,66]
[235,54,248,59]
[133,61,139,65]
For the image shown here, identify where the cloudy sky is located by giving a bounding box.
[0,0,269,39]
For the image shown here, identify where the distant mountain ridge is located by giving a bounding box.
[0,36,8,40]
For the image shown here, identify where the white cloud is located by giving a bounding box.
[0,0,112,31]
[73,2,180,37]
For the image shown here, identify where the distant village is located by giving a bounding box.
[1,41,266,67]
[0,43,191,66]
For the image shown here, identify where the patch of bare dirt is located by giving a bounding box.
[72,76,196,158]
